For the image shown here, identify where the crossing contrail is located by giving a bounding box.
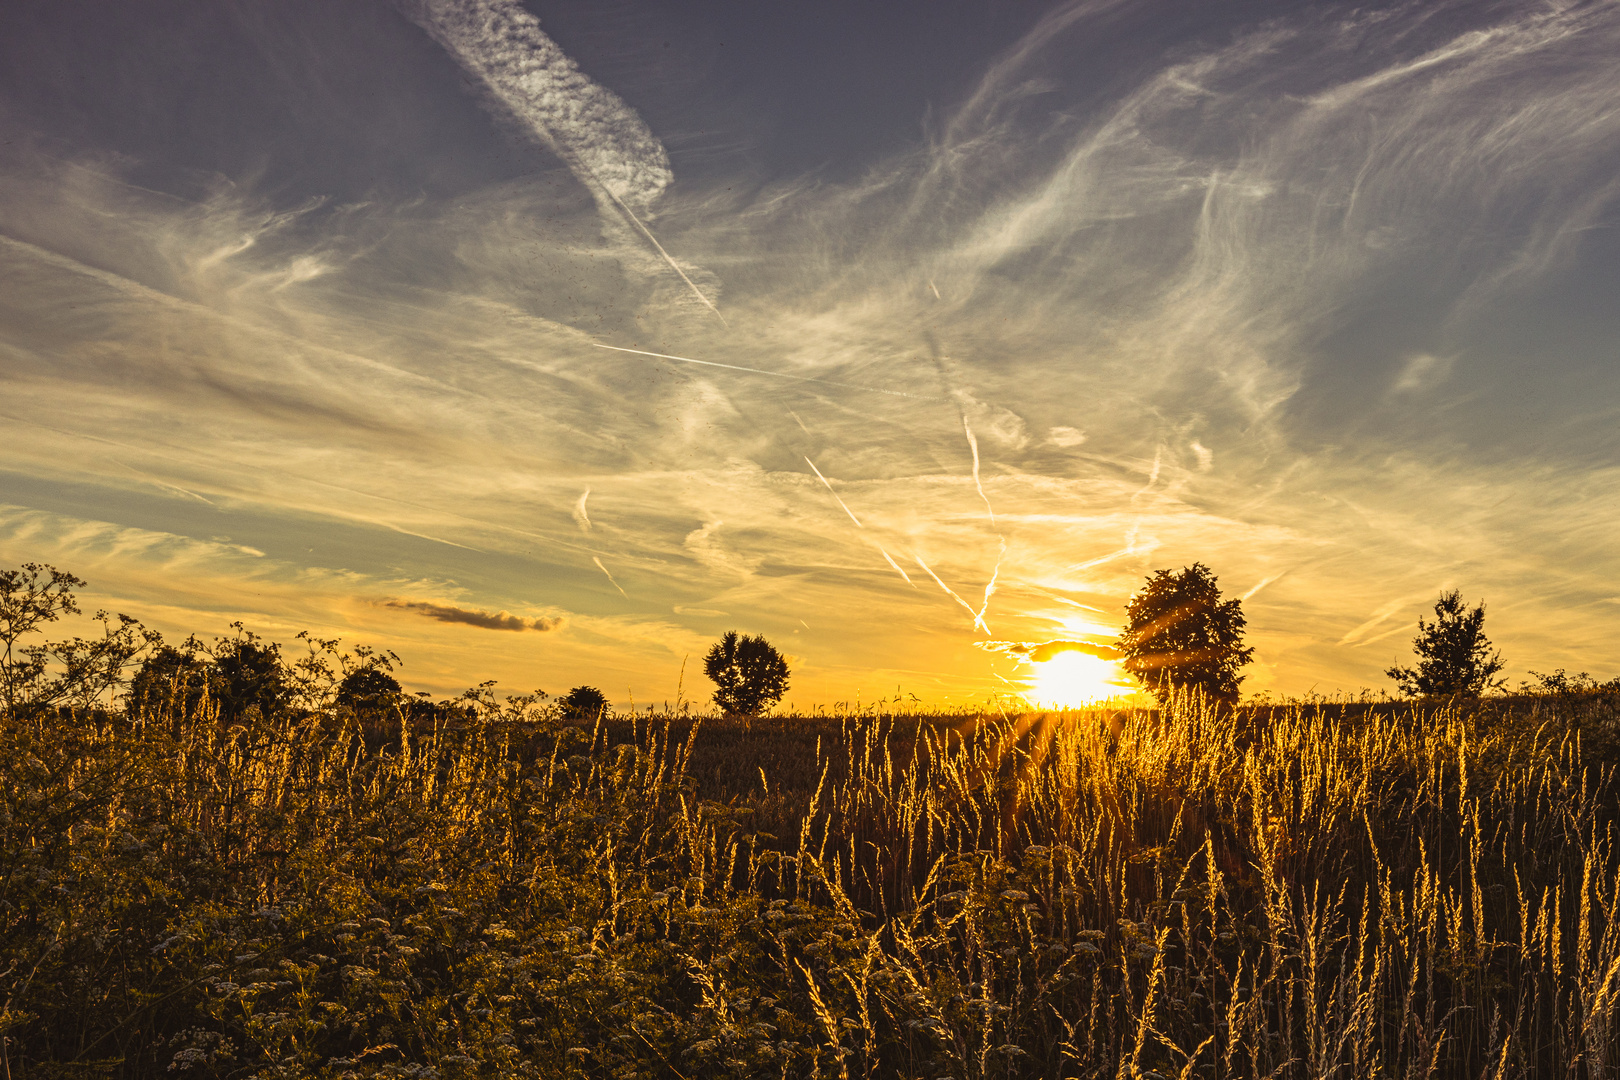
[409,0,724,323]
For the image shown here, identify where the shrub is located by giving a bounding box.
[560,684,609,719]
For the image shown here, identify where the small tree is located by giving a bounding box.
[208,625,290,721]
[1115,563,1253,705]
[129,644,216,716]
[335,667,404,710]
[1,562,159,714]
[560,685,609,719]
[703,632,790,716]
[1386,590,1504,697]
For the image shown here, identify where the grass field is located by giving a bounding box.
[3,689,1619,1078]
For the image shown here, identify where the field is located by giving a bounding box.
[4,689,1620,1079]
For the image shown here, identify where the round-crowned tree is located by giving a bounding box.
[209,628,289,721]
[560,685,610,719]
[335,666,403,710]
[703,632,790,716]
[1115,563,1254,706]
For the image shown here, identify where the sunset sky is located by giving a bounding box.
[2,0,1618,706]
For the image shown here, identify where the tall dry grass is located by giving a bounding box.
[2,690,1617,1077]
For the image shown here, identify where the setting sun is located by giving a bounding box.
[1026,650,1131,708]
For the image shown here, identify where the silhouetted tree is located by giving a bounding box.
[129,644,215,716]
[560,685,609,719]
[335,667,403,710]
[209,625,289,720]
[703,632,790,716]
[1115,563,1254,706]
[1,562,159,714]
[1386,590,1505,697]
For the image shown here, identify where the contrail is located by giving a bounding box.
[409,0,724,323]
[880,548,916,586]
[804,457,863,528]
[572,488,592,533]
[959,414,1004,629]
[591,343,924,399]
[914,554,991,634]
[1241,572,1285,602]
[802,458,915,590]
[600,185,727,326]
[962,416,995,526]
[978,539,1004,627]
[795,406,948,601]
[592,555,628,598]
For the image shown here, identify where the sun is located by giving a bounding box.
[1026,650,1130,708]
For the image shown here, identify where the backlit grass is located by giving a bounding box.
[3,688,1618,1077]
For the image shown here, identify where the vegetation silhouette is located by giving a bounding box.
[560,684,609,719]
[6,561,1620,1078]
[334,665,403,709]
[1387,589,1506,697]
[1,562,157,715]
[703,630,790,715]
[1115,562,1253,705]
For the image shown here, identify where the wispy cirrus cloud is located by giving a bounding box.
[2,0,1620,703]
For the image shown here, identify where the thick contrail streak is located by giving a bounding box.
[590,343,924,399]
[572,488,591,533]
[410,0,723,322]
[592,555,628,598]
[798,426,913,590]
[804,457,864,528]
[880,548,916,586]
[978,539,1003,627]
[959,415,1004,628]
[914,554,991,634]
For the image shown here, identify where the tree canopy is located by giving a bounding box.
[1386,590,1505,697]
[560,685,610,719]
[703,632,790,716]
[1115,563,1254,705]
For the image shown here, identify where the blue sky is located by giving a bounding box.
[1,0,1617,704]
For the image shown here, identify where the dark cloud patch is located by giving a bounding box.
[979,640,1121,663]
[380,598,564,632]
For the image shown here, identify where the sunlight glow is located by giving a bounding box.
[1026,651,1131,708]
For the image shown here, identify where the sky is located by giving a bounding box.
[1,0,1618,707]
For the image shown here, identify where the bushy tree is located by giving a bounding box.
[1115,563,1253,705]
[1386,590,1505,697]
[208,625,289,720]
[334,666,403,710]
[1,562,159,714]
[703,632,790,716]
[128,644,215,716]
[561,685,609,719]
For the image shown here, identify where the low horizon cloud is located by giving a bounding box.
[379,599,565,633]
